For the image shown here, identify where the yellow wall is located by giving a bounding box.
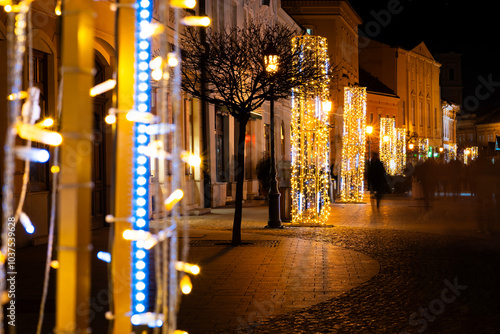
[360,40,443,148]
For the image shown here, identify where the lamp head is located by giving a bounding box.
[264,44,279,73]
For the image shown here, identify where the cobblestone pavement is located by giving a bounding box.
[186,196,500,333]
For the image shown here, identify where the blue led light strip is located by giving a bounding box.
[131,0,153,316]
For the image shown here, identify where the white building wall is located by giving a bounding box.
[202,0,300,207]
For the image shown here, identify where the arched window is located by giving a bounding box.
[449,68,455,81]
[29,50,49,192]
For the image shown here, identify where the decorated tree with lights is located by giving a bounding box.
[181,21,328,244]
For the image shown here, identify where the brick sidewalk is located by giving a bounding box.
[177,230,379,333]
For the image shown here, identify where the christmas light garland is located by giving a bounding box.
[340,87,367,203]
[290,35,331,225]
[379,118,406,175]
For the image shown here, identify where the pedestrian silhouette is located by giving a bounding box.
[472,155,496,233]
[414,158,437,210]
[368,152,387,209]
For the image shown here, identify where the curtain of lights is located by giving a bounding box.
[379,117,395,174]
[395,128,406,174]
[464,146,478,165]
[340,87,366,203]
[448,143,457,161]
[290,35,331,225]
[379,118,406,175]
[418,138,430,161]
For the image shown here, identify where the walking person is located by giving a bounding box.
[368,152,387,209]
[473,155,496,233]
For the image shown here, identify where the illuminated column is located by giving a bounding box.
[56,0,94,331]
[340,87,367,203]
[379,117,395,175]
[379,120,406,175]
[418,138,429,161]
[395,128,406,175]
[290,36,331,225]
[111,0,151,334]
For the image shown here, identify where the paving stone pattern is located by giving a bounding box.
[178,230,379,333]
[185,197,500,334]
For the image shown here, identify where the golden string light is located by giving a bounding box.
[395,128,406,174]
[449,143,457,161]
[418,138,429,161]
[290,35,330,225]
[464,146,478,165]
[340,87,367,203]
[379,118,406,175]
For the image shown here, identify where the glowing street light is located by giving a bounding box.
[264,44,281,228]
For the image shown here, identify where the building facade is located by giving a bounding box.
[281,0,362,177]
[359,39,443,151]
[0,0,310,248]
[202,0,301,208]
[359,68,400,158]
[1,1,117,246]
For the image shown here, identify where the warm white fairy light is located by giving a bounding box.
[181,16,210,27]
[395,128,406,174]
[164,189,184,211]
[89,79,116,97]
[36,118,54,128]
[449,143,457,161]
[175,261,200,275]
[464,146,478,165]
[379,118,406,175]
[379,118,395,175]
[417,138,429,161]
[290,35,331,225]
[16,122,63,146]
[169,0,196,8]
[340,87,367,203]
[180,275,192,294]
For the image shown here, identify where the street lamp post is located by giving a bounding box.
[264,45,282,228]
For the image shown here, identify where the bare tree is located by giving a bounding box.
[181,21,326,245]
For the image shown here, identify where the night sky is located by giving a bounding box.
[349,0,500,112]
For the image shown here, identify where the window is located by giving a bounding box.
[231,1,237,27]
[211,0,218,30]
[402,101,405,125]
[264,124,270,156]
[29,50,49,192]
[449,68,455,81]
[426,103,430,128]
[215,108,226,182]
[218,0,225,30]
[184,99,194,175]
[419,101,423,125]
[411,100,415,126]
[434,108,437,129]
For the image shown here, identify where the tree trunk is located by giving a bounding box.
[232,117,248,245]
